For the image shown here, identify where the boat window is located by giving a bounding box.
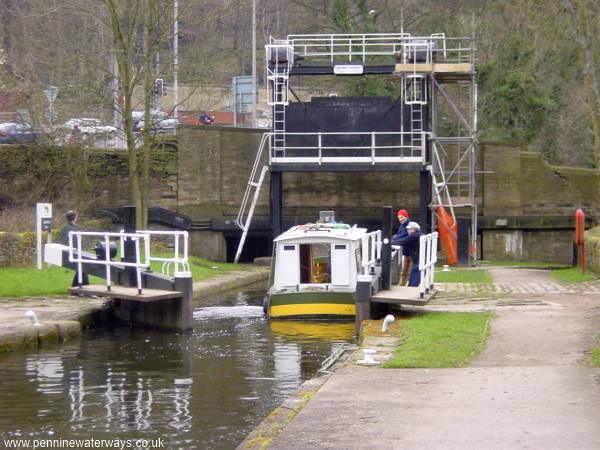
[283,245,295,250]
[334,244,346,250]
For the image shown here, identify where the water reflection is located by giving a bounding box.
[0,290,354,449]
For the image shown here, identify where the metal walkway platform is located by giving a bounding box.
[372,285,437,306]
[69,285,182,302]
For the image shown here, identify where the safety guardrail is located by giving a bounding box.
[274,33,472,65]
[418,232,439,298]
[268,131,427,164]
[129,230,190,276]
[361,230,382,275]
[69,231,151,294]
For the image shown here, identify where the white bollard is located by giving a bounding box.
[25,310,42,326]
[381,314,395,332]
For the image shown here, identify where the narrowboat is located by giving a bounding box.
[265,220,383,319]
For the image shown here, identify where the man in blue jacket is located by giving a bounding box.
[392,221,422,287]
[391,209,414,285]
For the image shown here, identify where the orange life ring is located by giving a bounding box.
[436,206,458,266]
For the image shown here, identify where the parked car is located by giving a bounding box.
[61,118,117,141]
[0,122,47,144]
[136,117,179,133]
[132,110,166,132]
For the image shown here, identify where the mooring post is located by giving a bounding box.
[122,205,138,287]
[355,275,372,341]
[174,272,194,331]
[270,171,283,241]
[381,206,393,291]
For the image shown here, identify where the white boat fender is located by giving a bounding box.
[381,314,395,332]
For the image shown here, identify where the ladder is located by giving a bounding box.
[273,102,286,156]
[410,102,423,155]
[234,134,270,263]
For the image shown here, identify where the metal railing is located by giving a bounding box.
[69,230,191,294]
[234,133,270,263]
[286,33,410,64]
[268,131,427,164]
[69,231,150,294]
[361,230,382,275]
[236,133,269,230]
[418,232,439,298]
[272,33,472,65]
[126,230,190,276]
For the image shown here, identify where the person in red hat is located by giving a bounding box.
[391,209,415,286]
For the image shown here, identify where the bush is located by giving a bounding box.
[0,232,38,267]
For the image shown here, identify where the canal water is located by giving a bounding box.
[0,290,355,449]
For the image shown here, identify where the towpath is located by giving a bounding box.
[261,267,600,449]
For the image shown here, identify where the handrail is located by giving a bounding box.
[360,230,382,274]
[135,229,190,276]
[275,33,471,64]
[118,229,190,276]
[268,131,427,163]
[69,231,151,294]
[418,232,438,298]
[236,133,270,230]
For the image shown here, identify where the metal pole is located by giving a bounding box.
[122,206,137,287]
[173,0,179,119]
[381,206,392,290]
[233,77,237,127]
[251,0,257,128]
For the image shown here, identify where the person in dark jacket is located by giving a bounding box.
[59,210,89,287]
[391,209,415,286]
[393,221,422,287]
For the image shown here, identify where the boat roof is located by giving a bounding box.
[274,223,369,243]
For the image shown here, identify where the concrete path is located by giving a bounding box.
[266,267,600,449]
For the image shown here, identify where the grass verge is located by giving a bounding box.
[550,267,597,283]
[0,266,105,297]
[590,337,600,367]
[0,255,243,298]
[381,311,492,368]
[435,269,493,283]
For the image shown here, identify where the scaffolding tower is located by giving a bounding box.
[236,31,477,264]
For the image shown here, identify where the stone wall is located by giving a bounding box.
[479,143,599,263]
[1,130,599,264]
[176,126,424,222]
[0,144,178,214]
[584,227,600,275]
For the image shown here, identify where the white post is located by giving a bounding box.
[36,203,52,270]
